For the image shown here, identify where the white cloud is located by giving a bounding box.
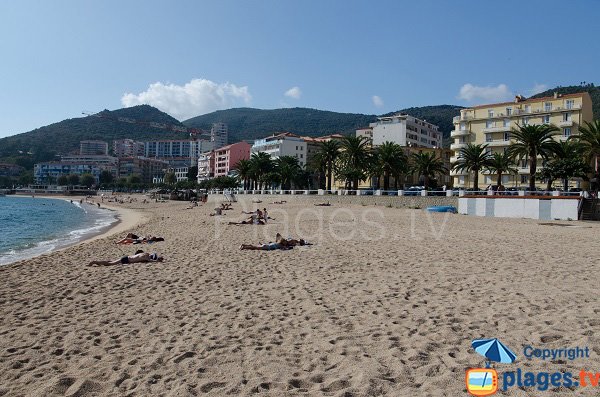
[529,83,548,96]
[372,95,384,108]
[284,86,302,99]
[121,78,252,120]
[457,83,513,103]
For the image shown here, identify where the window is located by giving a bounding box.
[566,99,575,109]
[522,117,530,125]
[563,112,571,121]
[460,122,466,131]
[544,102,552,111]
[563,128,571,137]
[486,135,492,142]
[504,132,510,141]
[506,107,512,116]
[524,105,531,113]
[458,176,465,185]
[521,175,528,184]
[542,115,550,124]
[488,110,494,118]
[486,120,494,128]
[503,119,510,127]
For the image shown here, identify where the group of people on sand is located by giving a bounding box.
[229,208,272,225]
[240,233,312,251]
[115,233,165,244]
[89,232,167,266]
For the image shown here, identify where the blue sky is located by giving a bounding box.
[1,0,598,138]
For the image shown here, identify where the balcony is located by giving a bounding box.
[453,115,473,123]
[558,120,573,127]
[450,129,471,137]
[517,166,543,174]
[450,169,469,176]
[484,139,512,147]
[483,126,511,133]
[450,142,468,151]
[450,155,459,163]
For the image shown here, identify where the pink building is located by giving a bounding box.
[213,141,251,177]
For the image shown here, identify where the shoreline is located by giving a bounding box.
[0,195,148,267]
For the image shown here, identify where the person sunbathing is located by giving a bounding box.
[88,251,164,266]
[252,199,262,203]
[275,233,312,248]
[116,235,165,244]
[240,242,287,251]
[228,215,265,225]
[210,207,224,216]
[314,201,331,206]
[271,200,287,204]
[220,203,233,210]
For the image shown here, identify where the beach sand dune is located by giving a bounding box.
[1,197,599,396]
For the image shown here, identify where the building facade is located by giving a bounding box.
[113,139,144,158]
[450,92,594,188]
[251,132,308,166]
[118,157,168,184]
[371,114,442,148]
[355,127,373,144]
[143,139,213,167]
[34,155,118,184]
[0,163,25,177]
[197,152,215,182]
[214,141,251,177]
[211,123,228,149]
[80,140,109,156]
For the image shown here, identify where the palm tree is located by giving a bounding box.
[452,144,492,191]
[274,156,302,190]
[569,120,600,190]
[542,140,589,191]
[411,151,447,190]
[484,152,517,187]
[248,152,273,190]
[376,141,408,191]
[233,158,252,190]
[508,123,560,191]
[315,140,341,191]
[337,136,370,191]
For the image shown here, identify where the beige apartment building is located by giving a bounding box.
[450,92,593,188]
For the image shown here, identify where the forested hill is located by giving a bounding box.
[183,107,378,143]
[0,105,188,169]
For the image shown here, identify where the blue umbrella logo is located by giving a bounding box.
[472,338,517,366]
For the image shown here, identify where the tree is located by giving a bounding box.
[337,136,370,190]
[164,172,176,186]
[451,144,492,191]
[570,120,600,190]
[187,166,198,181]
[315,140,341,191]
[128,174,142,186]
[376,141,407,191]
[249,152,273,190]
[80,173,95,188]
[232,159,252,190]
[99,170,114,186]
[540,141,589,190]
[18,170,34,186]
[484,152,517,187]
[411,151,447,190]
[57,175,69,186]
[509,123,560,191]
[68,174,80,186]
[274,156,302,190]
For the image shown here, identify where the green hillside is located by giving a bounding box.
[529,83,599,118]
[183,107,378,143]
[0,105,188,169]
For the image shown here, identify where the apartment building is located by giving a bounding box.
[80,140,108,156]
[355,127,373,144]
[371,114,442,148]
[213,141,251,177]
[450,92,593,188]
[251,132,308,166]
[197,152,215,182]
[113,139,144,158]
[211,123,228,149]
[34,155,118,184]
[143,139,213,167]
[118,157,168,184]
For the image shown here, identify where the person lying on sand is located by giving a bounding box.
[88,251,164,266]
[229,216,265,225]
[271,200,287,204]
[220,203,233,210]
[239,242,289,251]
[314,201,331,206]
[116,235,165,244]
[275,233,312,248]
[252,199,262,203]
[210,207,224,216]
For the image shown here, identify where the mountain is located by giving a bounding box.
[183,107,378,143]
[0,105,189,169]
[529,83,599,118]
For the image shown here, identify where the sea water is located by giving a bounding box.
[0,196,118,265]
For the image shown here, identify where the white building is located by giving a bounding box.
[371,114,441,148]
[251,132,308,167]
[143,139,213,167]
[113,139,144,158]
[211,123,228,149]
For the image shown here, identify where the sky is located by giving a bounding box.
[0,0,599,138]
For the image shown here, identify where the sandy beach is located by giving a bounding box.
[1,195,599,396]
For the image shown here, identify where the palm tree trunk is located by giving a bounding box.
[424,175,430,190]
[496,172,502,187]
[563,178,569,191]
[326,162,332,191]
[383,172,389,191]
[473,170,479,191]
[529,153,537,191]
[546,178,552,191]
